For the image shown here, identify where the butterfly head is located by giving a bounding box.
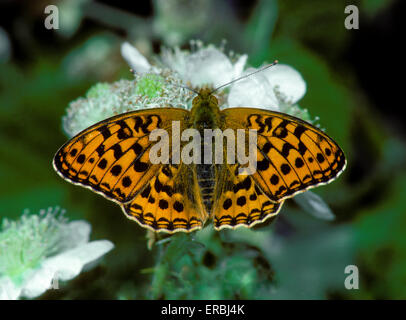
[191,88,218,108]
[190,88,220,128]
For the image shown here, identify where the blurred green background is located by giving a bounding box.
[1,0,405,299]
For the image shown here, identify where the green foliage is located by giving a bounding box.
[0,62,92,219]
[351,176,406,299]
[147,228,276,299]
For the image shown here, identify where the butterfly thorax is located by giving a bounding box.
[190,88,221,214]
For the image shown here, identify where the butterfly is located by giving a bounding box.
[53,87,346,233]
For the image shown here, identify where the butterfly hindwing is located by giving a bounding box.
[213,163,282,230]
[221,108,346,203]
[123,163,207,233]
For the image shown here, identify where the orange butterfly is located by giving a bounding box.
[53,86,346,233]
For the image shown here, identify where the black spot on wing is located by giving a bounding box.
[141,184,151,198]
[110,165,122,176]
[95,144,105,157]
[281,143,294,158]
[77,154,86,164]
[159,199,169,210]
[223,198,232,210]
[298,141,307,156]
[122,176,132,188]
[281,164,291,175]
[111,144,123,160]
[237,196,246,206]
[98,158,107,169]
[295,158,304,168]
[257,159,270,171]
[173,201,184,212]
[270,174,279,185]
[133,160,149,172]
[293,125,306,139]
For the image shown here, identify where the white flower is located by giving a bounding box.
[121,41,307,112]
[227,64,306,111]
[160,42,247,88]
[63,72,193,137]
[121,42,152,73]
[0,207,114,300]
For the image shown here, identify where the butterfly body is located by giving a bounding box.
[190,88,220,215]
[54,88,346,233]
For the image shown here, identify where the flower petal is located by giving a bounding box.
[46,240,114,280]
[183,47,235,88]
[262,64,306,104]
[227,68,279,110]
[58,220,91,252]
[293,191,335,221]
[121,42,151,73]
[160,46,186,73]
[232,54,248,80]
[20,240,114,298]
[20,259,81,299]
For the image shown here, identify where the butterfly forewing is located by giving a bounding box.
[53,107,211,233]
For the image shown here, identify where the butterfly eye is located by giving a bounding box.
[192,96,200,105]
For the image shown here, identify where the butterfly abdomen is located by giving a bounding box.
[195,123,217,214]
[196,163,215,214]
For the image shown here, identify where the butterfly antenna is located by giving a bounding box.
[130,69,200,95]
[210,60,279,94]
[175,84,200,95]
[162,80,200,95]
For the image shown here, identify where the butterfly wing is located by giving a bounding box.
[54,108,207,233]
[124,163,207,233]
[213,163,282,230]
[221,108,346,203]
